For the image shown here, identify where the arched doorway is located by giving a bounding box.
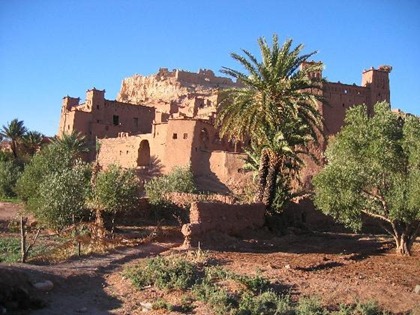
[137,140,150,167]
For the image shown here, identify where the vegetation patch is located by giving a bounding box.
[124,253,388,314]
[0,236,20,263]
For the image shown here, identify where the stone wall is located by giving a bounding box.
[181,201,265,247]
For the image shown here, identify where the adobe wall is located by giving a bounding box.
[163,119,197,171]
[58,89,155,143]
[321,82,370,135]
[98,135,143,169]
[181,201,265,248]
[165,192,236,207]
[320,66,391,136]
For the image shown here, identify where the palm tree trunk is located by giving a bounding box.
[262,158,280,211]
[256,149,269,202]
[11,140,18,159]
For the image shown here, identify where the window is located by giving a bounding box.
[97,105,100,110]
[183,133,188,139]
[113,115,119,126]
[172,133,178,139]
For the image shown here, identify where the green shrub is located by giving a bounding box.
[193,281,237,315]
[332,301,386,315]
[0,237,20,263]
[353,301,385,315]
[235,273,270,294]
[125,255,389,315]
[0,159,22,198]
[124,256,200,291]
[144,166,196,205]
[296,297,327,315]
[152,298,173,311]
[238,291,291,315]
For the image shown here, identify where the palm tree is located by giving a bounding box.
[0,119,28,159]
[51,131,89,159]
[217,35,324,211]
[22,131,44,156]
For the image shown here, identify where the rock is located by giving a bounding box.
[414,285,420,294]
[140,302,152,311]
[33,280,53,291]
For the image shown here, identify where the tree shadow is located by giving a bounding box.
[188,229,394,261]
[135,155,164,180]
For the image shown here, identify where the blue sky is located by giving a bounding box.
[1,0,419,136]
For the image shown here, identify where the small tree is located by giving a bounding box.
[30,162,91,233]
[90,165,140,233]
[313,102,420,255]
[16,141,91,232]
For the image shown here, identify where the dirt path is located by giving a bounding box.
[3,242,179,315]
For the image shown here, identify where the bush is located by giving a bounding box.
[0,159,22,198]
[296,297,327,315]
[124,256,200,291]
[144,166,196,205]
[124,255,389,315]
[238,291,291,315]
[125,255,284,315]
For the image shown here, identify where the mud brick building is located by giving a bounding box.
[58,65,391,192]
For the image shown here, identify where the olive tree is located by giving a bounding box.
[16,143,91,233]
[89,165,140,233]
[313,102,420,255]
[33,163,91,233]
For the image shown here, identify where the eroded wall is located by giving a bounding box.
[59,89,155,142]
[181,201,266,247]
